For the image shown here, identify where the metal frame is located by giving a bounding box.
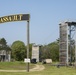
[0,14,30,72]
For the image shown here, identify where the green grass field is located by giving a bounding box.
[0,62,76,75]
[0,61,34,70]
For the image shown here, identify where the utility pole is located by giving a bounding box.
[27,21,30,72]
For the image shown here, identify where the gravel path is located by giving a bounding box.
[0,64,45,72]
[30,64,45,71]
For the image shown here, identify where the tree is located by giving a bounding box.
[41,45,51,59]
[0,38,7,50]
[0,38,11,50]
[0,38,7,45]
[48,41,59,61]
[11,41,26,61]
[29,44,32,58]
[41,40,59,61]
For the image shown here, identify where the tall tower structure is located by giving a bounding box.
[32,44,41,62]
[59,21,76,65]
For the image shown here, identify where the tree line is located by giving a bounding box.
[0,38,59,61]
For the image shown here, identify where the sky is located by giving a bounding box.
[0,0,76,45]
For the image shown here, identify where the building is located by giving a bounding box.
[0,50,11,62]
[32,44,41,62]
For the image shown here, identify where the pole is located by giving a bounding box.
[27,21,29,72]
[75,26,76,66]
[66,24,68,65]
[69,26,72,65]
[75,39,76,66]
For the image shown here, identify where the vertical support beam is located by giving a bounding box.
[27,21,30,72]
[75,26,76,66]
[69,26,72,65]
[66,24,68,65]
[75,39,76,66]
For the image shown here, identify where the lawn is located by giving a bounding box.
[0,61,34,70]
[0,62,76,75]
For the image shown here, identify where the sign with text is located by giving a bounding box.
[0,14,30,23]
[24,58,30,63]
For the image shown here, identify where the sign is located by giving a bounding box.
[0,13,30,72]
[24,58,30,63]
[0,14,30,23]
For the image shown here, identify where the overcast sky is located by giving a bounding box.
[0,0,76,45]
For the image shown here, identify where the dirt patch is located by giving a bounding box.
[30,64,45,71]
